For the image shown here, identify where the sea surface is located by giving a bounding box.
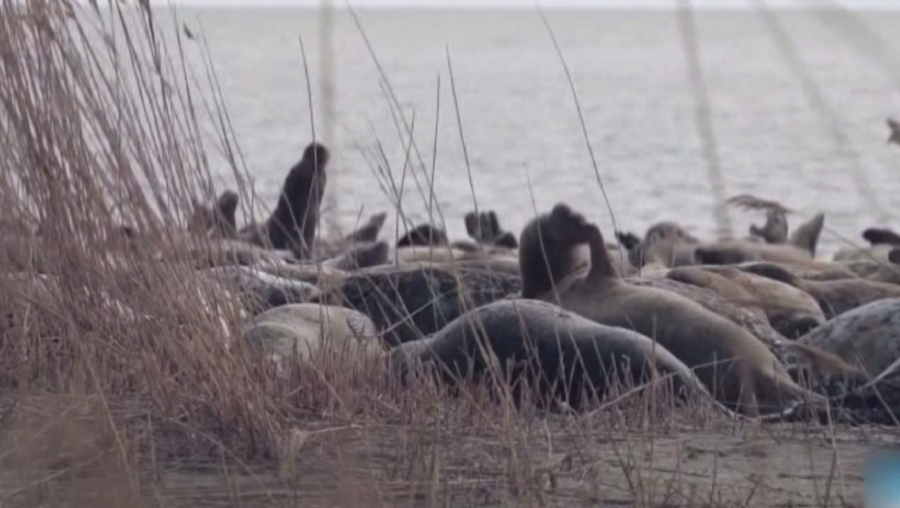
[155,7,900,256]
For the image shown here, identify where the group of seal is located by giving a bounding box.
[81,138,900,424]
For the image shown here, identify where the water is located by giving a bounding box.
[170,7,900,256]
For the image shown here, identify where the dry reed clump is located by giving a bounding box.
[0,0,291,457]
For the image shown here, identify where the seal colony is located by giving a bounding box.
[74,139,900,424]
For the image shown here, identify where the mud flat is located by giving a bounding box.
[1,402,895,508]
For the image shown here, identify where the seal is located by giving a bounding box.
[204,265,322,314]
[244,303,382,372]
[664,267,769,321]
[747,259,859,282]
[463,210,518,249]
[185,238,297,269]
[393,211,519,265]
[395,223,449,248]
[695,212,825,265]
[343,211,388,244]
[684,265,826,338]
[332,262,521,347]
[241,142,328,257]
[833,227,900,263]
[788,212,826,258]
[737,262,900,319]
[393,244,488,265]
[188,189,239,239]
[518,203,822,416]
[313,211,388,260]
[212,190,239,238]
[322,240,390,271]
[726,195,822,254]
[797,297,900,423]
[620,221,699,269]
[625,276,786,351]
[389,298,714,412]
[856,248,900,285]
[255,262,348,295]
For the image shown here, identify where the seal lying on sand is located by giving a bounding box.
[664,267,767,320]
[797,297,900,378]
[240,142,328,258]
[184,238,297,268]
[737,262,900,319]
[519,203,822,416]
[673,265,826,338]
[833,225,900,265]
[758,260,860,282]
[255,262,348,294]
[331,263,521,347]
[394,209,517,254]
[616,221,699,269]
[796,297,900,424]
[392,212,521,268]
[695,213,825,265]
[848,249,900,286]
[245,303,381,372]
[390,299,712,411]
[833,227,900,263]
[396,223,449,248]
[625,276,785,350]
[204,266,322,314]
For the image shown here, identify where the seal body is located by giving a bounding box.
[390,299,710,411]
[245,303,381,373]
[335,263,521,347]
[518,203,821,416]
[240,143,328,257]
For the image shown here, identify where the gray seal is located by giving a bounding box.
[390,299,711,412]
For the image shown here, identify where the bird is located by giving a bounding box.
[888,118,900,146]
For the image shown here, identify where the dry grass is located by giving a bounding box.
[0,2,894,507]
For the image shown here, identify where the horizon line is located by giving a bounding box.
[148,3,900,11]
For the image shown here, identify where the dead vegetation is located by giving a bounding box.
[0,2,894,507]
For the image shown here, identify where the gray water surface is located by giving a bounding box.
[172,8,900,255]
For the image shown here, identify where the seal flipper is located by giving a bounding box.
[547,204,616,284]
[493,231,518,249]
[788,212,824,257]
[344,212,388,244]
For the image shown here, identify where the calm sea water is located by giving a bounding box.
[166,7,900,256]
